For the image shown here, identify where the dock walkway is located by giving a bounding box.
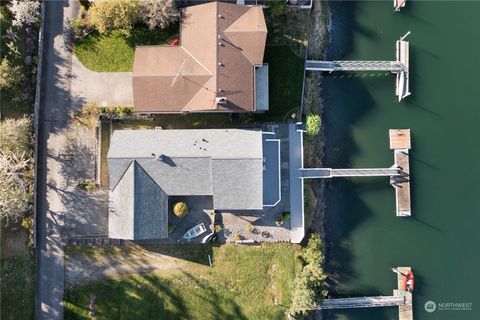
[301,167,401,178]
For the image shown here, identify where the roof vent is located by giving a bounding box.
[216,97,228,105]
[151,153,165,161]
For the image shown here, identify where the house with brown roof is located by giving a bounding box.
[132,1,269,113]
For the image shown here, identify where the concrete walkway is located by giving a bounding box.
[70,56,133,108]
[36,1,79,319]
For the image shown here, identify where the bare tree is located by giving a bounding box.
[0,151,31,224]
[0,117,33,224]
[140,0,179,30]
[8,0,40,27]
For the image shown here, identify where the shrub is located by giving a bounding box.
[0,58,23,90]
[139,0,179,30]
[0,117,32,158]
[232,233,242,241]
[245,224,256,233]
[173,202,188,218]
[214,224,222,233]
[289,234,328,316]
[275,216,283,226]
[306,113,321,136]
[77,181,96,192]
[21,216,33,231]
[168,223,173,233]
[86,0,140,34]
[282,211,291,220]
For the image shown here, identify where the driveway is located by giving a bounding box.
[70,56,133,108]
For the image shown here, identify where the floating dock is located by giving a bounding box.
[396,32,411,101]
[394,0,406,12]
[393,267,414,320]
[389,129,411,216]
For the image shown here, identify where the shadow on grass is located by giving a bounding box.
[64,269,247,320]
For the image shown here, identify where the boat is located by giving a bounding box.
[183,223,207,240]
[402,270,414,292]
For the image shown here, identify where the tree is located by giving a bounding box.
[139,0,179,30]
[0,117,33,224]
[0,58,23,90]
[86,0,140,34]
[0,151,31,223]
[8,0,40,27]
[289,234,328,316]
[0,117,32,157]
[173,202,188,218]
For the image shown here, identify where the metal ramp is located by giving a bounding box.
[319,295,405,309]
[301,167,401,178]
[305,60,405,73]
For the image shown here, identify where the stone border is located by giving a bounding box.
[32,0,46,248]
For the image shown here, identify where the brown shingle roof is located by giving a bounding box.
[132,2,267,113]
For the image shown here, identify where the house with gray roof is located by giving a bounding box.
[107,128,281,240]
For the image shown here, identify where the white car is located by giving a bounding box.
[183,223,207,240]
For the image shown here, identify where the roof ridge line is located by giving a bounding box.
[111,159,134,192]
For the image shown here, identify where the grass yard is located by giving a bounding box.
[64,243,301,320]
[0,223,35,320]
[74,25,178,72]
[254,45,305,122]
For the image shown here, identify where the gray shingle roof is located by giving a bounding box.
[107,129,266,240]
[109,161,168,240]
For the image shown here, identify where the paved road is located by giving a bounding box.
[36,1,79,319]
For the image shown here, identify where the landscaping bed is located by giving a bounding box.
[64,243,301,320]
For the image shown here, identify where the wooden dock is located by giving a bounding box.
[393,267,414,320]
[390,129,411,216]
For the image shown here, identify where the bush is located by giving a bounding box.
[214,224,222,233]
[289,234,327,316]
[232,233,242,241]
[86,0,140,34]
[173,202,188,218]
[306,113,321,136]
[275,216,283,226]
[0,58,23,90]
[168,223,173,233]
[77,181,96,192]
[282,211,291,220]
[0,117,32,158]
[21,216,33,231]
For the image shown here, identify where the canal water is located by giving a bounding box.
[322,1,480,319]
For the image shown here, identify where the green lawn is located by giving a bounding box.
[74,25,179,72]
[64,244,301,320]
[255,45,305,122]
[0,254,35,320]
